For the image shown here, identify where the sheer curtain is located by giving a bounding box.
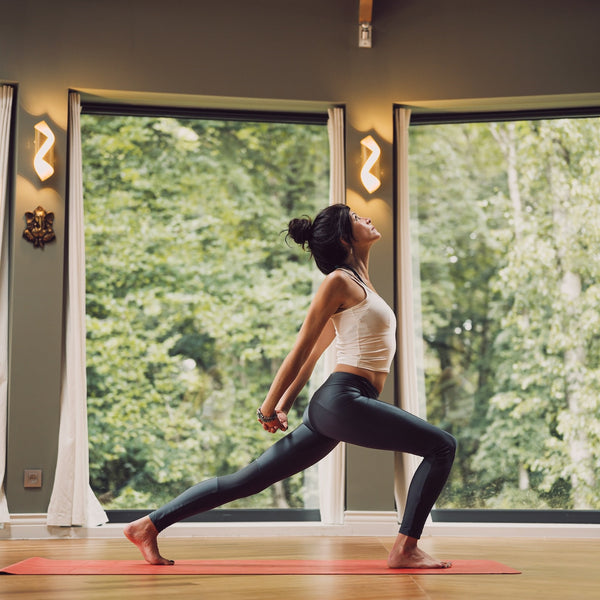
[393,107,425,521]
[46,92,107,527]
[327,106,345,206]
[316,107,345,524]
[0,85,14,523]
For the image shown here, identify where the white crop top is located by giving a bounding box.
[330,269,397,373]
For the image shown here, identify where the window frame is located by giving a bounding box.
[80,101,329,523]
[404,104,600,524]
[81,102,328,126]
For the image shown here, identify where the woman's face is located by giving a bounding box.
[349,210,381,247]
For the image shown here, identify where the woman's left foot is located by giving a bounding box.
[124,516,174,565]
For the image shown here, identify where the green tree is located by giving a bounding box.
[410,122,508,507]
[476,119,600,509]
[83,115,329,509]
[410,117,600,510]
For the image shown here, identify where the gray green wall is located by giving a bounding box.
[1,0,600,514]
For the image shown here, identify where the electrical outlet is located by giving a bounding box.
[24,469,42,488]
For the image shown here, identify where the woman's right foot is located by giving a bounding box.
[124,516,174,565]
[388,545,451,569]
[387,534,451,569]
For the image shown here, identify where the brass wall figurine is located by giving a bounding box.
[23,206,56,248]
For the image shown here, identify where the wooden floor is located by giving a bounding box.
[0,535,598,599]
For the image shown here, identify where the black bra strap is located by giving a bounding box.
[338,265,367,288]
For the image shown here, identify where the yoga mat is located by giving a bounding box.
[1,557,520,575]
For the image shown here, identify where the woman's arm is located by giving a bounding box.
[276,319,336,414]
[257,272,346,431]
[260,320,335,432]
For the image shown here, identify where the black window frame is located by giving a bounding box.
[402,103,600,525]
[80,100,329,523]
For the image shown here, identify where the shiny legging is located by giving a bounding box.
[149,372,456,539]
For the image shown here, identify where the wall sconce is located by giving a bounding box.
[358,0,373,48]
[359,22,372,48]
[360,135,381,194]
[33,120,55,182]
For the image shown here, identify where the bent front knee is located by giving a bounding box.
[437,430,457,461]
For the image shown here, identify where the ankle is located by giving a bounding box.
[394,534,418,553]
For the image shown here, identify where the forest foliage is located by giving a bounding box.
[82,111,600,514]
[410,117,600,509]
[82,114,329,509]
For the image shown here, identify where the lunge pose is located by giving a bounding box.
[125,203,456,568]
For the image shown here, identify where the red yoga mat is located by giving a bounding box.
[1,557,520,575]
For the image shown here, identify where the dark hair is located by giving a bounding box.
[286,204,354,274]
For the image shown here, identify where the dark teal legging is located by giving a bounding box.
[149,372,456,539]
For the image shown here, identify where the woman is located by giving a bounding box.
[125,203,456,569]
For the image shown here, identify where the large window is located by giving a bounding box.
[409,111,600,514]
[82,108,329,513]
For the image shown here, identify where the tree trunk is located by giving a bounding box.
[560,270,593,508]
[271,480,290,508]
[492,123,530,492]
[550,143,595,509]
[491,123,523,242]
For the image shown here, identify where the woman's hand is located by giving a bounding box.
[257,408,288,433]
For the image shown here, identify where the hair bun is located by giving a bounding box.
[287,217,313,248]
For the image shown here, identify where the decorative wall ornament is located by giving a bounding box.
[23,205,56,248]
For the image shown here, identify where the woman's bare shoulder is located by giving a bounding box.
[322,268,353,291]
[314,269,357,307]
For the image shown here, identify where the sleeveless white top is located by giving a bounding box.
[330,268,397,373]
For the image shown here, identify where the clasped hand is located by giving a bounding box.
[257,408,288,433]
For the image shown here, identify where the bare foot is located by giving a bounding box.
[387,534,451,569]
[124,516,174,565]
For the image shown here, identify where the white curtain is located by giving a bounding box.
[327,107,345,206]
[0,85,14,523]
[46,92,107,527]
[393,107,425,521]
[317,107,346,524]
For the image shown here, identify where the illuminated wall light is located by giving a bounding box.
[360,134,381,194]
[34,120,55,182]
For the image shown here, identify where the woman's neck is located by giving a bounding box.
[344,255,370,284]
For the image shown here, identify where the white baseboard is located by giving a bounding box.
[421,521,600,539]
[2,511,599,540]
